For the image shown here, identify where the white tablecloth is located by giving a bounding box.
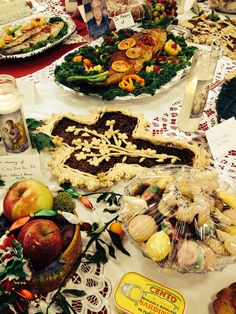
[1,1,236,313]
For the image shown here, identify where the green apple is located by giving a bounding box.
[3,179,53,222]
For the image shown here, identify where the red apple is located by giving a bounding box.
[17,219,63,270]
[3,179,54,222]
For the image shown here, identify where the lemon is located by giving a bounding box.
[111,60,130,73]
[0,38,5,49]
[126,47,142,59]
[146,231,171,261]
[118,38,136,50]
[217,190,236,209]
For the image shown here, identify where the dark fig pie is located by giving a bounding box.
[39,108,210,191]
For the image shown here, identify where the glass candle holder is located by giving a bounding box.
[0,74,31,154]
[178,47,221,132]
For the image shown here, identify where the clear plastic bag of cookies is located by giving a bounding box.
[120,165,236,274]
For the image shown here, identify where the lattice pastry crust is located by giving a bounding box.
[39,108,210,191]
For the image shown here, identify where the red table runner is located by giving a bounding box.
[0,3,87,78]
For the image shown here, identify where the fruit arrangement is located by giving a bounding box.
[150,0,178,23]
[0,179,82,296]
[120,166,236,274]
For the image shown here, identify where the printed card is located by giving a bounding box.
[113,12,134,30]
[205,117,236,160]
[0,154,42,188]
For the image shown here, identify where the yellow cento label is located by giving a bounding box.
[114,272,186,314]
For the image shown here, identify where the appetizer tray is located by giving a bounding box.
[0,15,76,60]
[120,165,236,274]
[54,27,196,101]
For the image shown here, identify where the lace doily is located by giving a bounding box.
[151,56,236,181]
[29,254,112,314]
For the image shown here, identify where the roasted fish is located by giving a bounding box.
[101,28,167,86]
[3,25,45,49]
[2,21,64,55]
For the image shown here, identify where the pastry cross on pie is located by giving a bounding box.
[39,108,210,191]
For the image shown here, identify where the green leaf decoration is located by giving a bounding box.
[87,249,108,264]
[108,230,130,256]
[108,244,116,259]
[26,118,44,131]
[64,188,80,198]
[0,293,19,308]
[96,192,121,206]
[96,192,108,203]
[34,209,58,217]
[141,16,173,29]
[103,208,119,214]
[99,238,116,259]
[87,240,108,264]
[54,294,71,314]
[0,179,5,186]
[91,225,106,234]
[29,132,55,153]
[216,77,236,122]
[208,9,220,21]
[62,289,86,297]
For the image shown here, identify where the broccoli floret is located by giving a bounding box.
[53,192,76,213]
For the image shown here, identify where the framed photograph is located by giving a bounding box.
[83,0,110,40]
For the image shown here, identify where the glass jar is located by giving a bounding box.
[178,47,221,132]
[0,74,31,154]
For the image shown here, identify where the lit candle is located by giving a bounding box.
[178,47,221,132]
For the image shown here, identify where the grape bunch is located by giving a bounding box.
[151,0,178,22]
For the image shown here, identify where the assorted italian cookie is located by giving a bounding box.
[120,165,236,274]
[37,108,209,191]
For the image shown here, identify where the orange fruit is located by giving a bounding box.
[109,221,125,239]
[118,38,136,50]
[126,47,142,59]
[111,60,130,73]
[72,55,83,62]
[3,35,13,43]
